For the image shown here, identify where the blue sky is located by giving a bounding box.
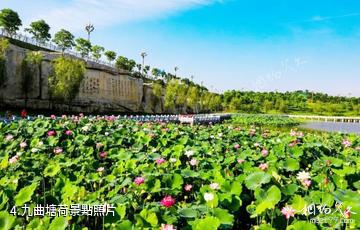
[1,0,360,96]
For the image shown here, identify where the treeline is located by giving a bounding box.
[0,8,198,85]
[1,8,359,115]
[223,90,360,116]
[161,79,222,113]
[0,8,222,113]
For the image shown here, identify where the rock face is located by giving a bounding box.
[0,43,163,114]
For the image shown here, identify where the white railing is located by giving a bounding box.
[0,28,116,69]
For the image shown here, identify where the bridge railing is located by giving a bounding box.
[0,28,116,69]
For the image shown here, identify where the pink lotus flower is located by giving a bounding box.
[54,147,63,155]
[47,130,56,137]
[9,155,19,164]
[61,115,67,119]
[261,149,269,157]
[189,158,198,166]
[134,177,145,185]
[184,184,193,191]
[254,143,260,147]
[297,132,304,138]
[344,208,352,219]
[259,163,269,171]
[50,115,56,119]
[65,130,73,136]
[249,129,256,136]
[161,224,177,230]
[156,158,166,165]
[281,206,296,219]
[355,146,360,151]
[290,130,297,136]
[342,139,352,148]
[234,143,240,149]
[161,196,175,208]
[97,167,105,173]
[303,179,312,188]
[5,134,14,141]
[99,151,107,159]
[237,159,245,164]
[79,113,84,117]
[19,142,27,148]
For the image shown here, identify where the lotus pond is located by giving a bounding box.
[0,115,359,230]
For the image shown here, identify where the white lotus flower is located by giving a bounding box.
[184,150,194,158]
[81,125,91,132]
[31,148,40,153]
[189,158,198,166]
[210,183,220,190]
[5,134,14,141]
[297,171,311,181]
[204,193,214,202]
[169,158,177,163]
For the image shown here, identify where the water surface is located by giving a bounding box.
[300,122,360,134]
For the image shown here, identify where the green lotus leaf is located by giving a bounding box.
[214,208,234,226]
[0,211,16,230]
[137,209,158,227]
[171,173,183,190]
[287,221,317,230]
[179,208,198,218]
[283,158,300,171]
[48,216,68,230]
[290,195,307,213]
[255,185,281,215]
[282,184,299,196]
[44,163,61,177]
[14,183,38,206]
[0,154,9,169]
[116,204,127,220]
[191,216,221,230]
[116,220,133,230]
[245,172,271,190]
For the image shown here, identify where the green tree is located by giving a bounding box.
[26,52,43,99]
[278,99,288,113]
[187,86,200,113]
[22,51,43,107]
[48,57,86,106]
[209,94,222,112]
[0,38,9,86]
[144,65,150,75]
[104,50,116,63]
[175,81,188,111]
[263,100,273,113]
[115,56,136,72]
[0,8,22,36]
[52,29,75,53]
[152,82,163,110]
[164,79,179,112]
[151,68,161,79]
[91,45,104,61]
[25,19,51,43]
[75,38,92,58]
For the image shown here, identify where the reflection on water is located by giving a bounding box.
[300,122,360,134]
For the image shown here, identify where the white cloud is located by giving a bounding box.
[26,0,218,33]
[309,13,360,22]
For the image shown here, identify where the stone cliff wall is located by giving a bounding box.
[0,43,162,114]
